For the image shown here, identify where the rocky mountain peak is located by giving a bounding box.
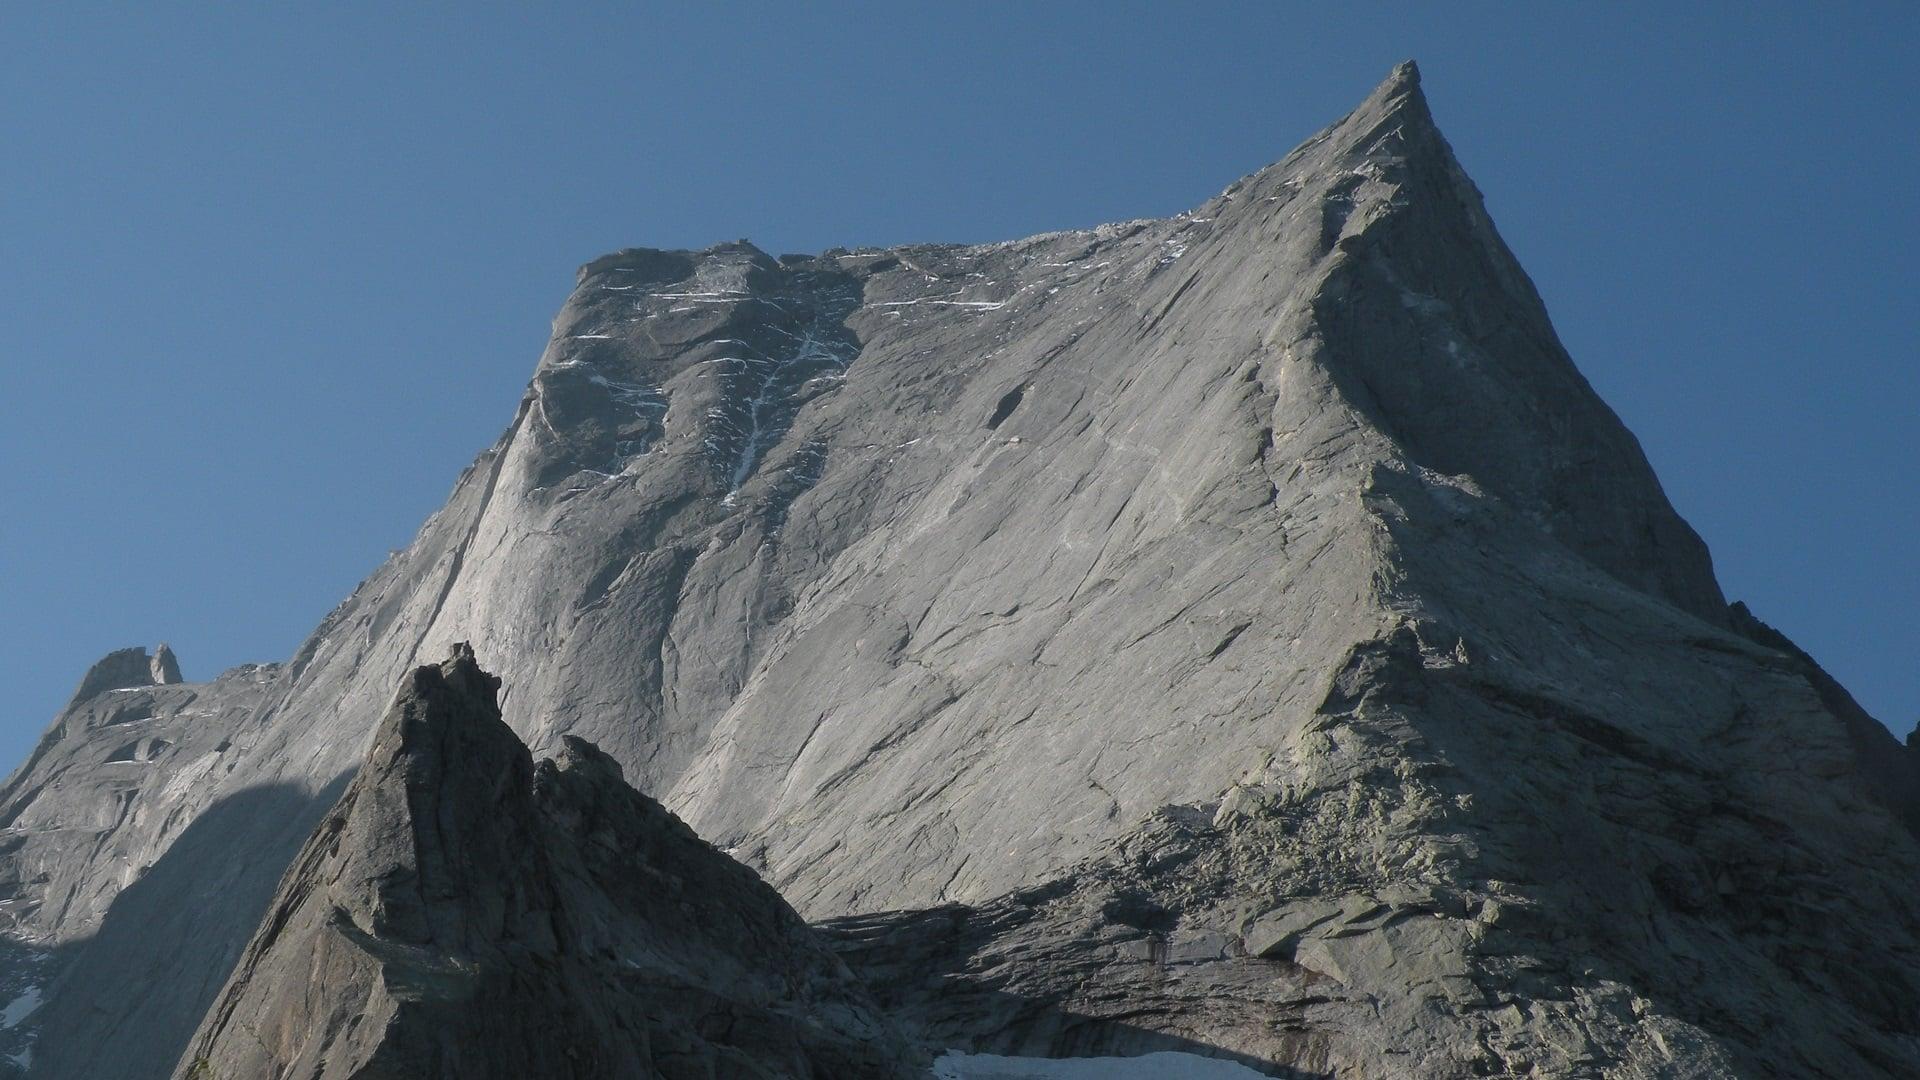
[345,640,543,950]
[149,644,182,685]
[64,642,186,709]
[64,647,155,708]
[1230,63,1729,622]
[8,65,1918,1080]
[173,647,916,1078]
[1330,58,1431,152]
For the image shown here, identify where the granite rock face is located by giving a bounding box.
[172,646,915,1080]
[63,646,158,707]
[5,62,1920,1078]
[149,644,183,686]
[0,657,284,1075]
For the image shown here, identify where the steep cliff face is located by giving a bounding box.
[4,62,1918,1078]
[1,648,276,943]
[173,646,914,1080]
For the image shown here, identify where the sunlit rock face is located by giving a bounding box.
[6,62,1920,1078]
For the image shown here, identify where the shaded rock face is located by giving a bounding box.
[5,61,1920,1078]
[174,646,916,1080]
[2,664,279,942]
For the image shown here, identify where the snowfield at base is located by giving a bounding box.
[931,1050,1271,1079]
[0,988,40,1029]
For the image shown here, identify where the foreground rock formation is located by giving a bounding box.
[173,645,913,1079]
[4,63,1918,1077]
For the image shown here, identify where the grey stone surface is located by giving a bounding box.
[3,61,1918,1077]
[172,645,916,1080]
[63,646,155,708]
[149,643,183,686]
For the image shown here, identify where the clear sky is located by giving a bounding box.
[3,4,1915,770]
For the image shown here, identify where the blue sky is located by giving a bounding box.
[2,4,1915,769]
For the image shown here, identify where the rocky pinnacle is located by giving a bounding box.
[173,646,916,1080]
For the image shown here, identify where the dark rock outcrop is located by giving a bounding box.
[171,646,916,1080]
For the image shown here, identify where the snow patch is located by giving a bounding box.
[1,989,40,1030]
[874,297,1006,311]
[932,1050,1270,1079]
[707,322,850,494]
[696,274,861,497]
[586,374,667,411]
[1396,289,1448,316]
[652,290,747,303]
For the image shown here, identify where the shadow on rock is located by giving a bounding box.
[821,905,1333,1080]
[26,776,348,1080]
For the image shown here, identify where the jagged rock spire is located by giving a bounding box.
[1232,60,1729,622]
[65,642,186,709]
[173,647,915,1079]
[65,647,155,708]
[150,644,183,686]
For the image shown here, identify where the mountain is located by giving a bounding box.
[173,645,915,1079]
[5,62,1919,1077]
